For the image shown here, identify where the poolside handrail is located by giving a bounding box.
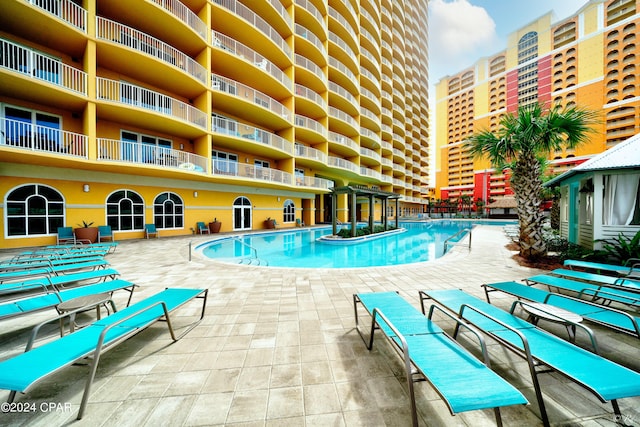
[234,237,259,261]
[443,228,472,253]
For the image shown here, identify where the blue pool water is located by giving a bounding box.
[197,220,515,268]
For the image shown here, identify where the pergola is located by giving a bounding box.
[330,185,401,237]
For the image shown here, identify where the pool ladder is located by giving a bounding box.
[234,237,268,266]
[443,228,472,254]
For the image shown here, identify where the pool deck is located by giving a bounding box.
[1,225,639,426]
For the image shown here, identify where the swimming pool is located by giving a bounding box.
[197,220,516,268]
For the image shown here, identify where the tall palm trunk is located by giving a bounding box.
[511,154,547,258]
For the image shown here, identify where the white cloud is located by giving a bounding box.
[429,0,499,79]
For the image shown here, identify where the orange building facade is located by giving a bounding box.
[435,0,640,205]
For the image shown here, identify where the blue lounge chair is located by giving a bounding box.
[563,259,637,276]
[482,281,640,340]
[0,288,207,419]
[0,268,121,295]
[0,279,137,321]
[550,268,640,290]
[525,274,640,309]
[0,259,109,278]
[420,289,640,427]
[196,221,210,234]
[56,227,76,245]
[145,223,158,239]
[354,291,527,426]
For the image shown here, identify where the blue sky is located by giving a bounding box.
[429,0,589,82]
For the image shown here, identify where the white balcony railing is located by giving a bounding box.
[295,54,326,83]
[96,77,207,128]
[212,159,293,185]
[97,138,207,172]
[212,74,291,121]
[212,0,292,59]
[295,24,326,57]
[295,143,327,163]
[96,17,207,84]
[328,156,358,173]
[297,175,333,190]
[0,39,87,94]
[328,131,358,152]
[28,0,87,31]
[294,84,327,109]
[213,31,292,90]
[149,0,207,39]
[295,114,327,136]
[212,115,293,154]
[1,117,88,158]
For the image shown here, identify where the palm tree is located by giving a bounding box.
[466,102,598,259]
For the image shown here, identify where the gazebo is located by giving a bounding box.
[329,185,401,237]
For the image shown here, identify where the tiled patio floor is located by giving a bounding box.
[1,225,639,426]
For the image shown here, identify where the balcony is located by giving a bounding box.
[96,77,207,130]
[295,143,328,165]
[296,175,333,190]
[328,156,359,173]
[27,0,86,31]
[96,17,207,86]
[1,117,87,158]
[212,74,292,126]
[212,115,293,156]
[328,131,358,157]
[150,0,207,39]
[212,31,292,96]
[97,139,207,172]
[0,38,87,95]
[212,0,292,60]
[212,159,293,186]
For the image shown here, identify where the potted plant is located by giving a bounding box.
[74,220,99,243]
[209,217,222,233]
[264,217,276,229]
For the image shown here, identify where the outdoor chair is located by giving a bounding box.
[0,288,207,419]
[483,281,640,340]
[196,222,210,234]
[98,225,114,242]
[144,224,158,239]
[56,227,76,245]
[296,218,305,227]
[354,291,527,426]
[420,288,640,427]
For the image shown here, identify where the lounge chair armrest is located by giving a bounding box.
[25,297,117,351]
[425,303,493,367]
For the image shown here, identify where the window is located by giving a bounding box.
[106,190,145,231]
[3,105,61,150]
[283,199,295,223]
[603,174,640,225]
[153,192,184,229]
[295,168,305,185]
[120,130,171,163]
[212,150,238,174]
[5,184,64,236]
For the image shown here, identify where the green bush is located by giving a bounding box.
[595,231,640,264]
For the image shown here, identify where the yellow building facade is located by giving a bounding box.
[435,0,640,205]
[0,0,430,249]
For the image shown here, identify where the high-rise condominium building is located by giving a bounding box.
[0,0,430,249]
[434,0,640,205]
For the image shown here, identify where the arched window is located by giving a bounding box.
[5,184,64,236]
[153,192,184,229]
[106,190,144,231]
[283,199,295,223]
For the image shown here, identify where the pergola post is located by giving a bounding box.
[368,194,374,232]
[351,193,357,237]
[395,198,399,228]
[332,192,337,235]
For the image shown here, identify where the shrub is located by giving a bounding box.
[595,231,640,264]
